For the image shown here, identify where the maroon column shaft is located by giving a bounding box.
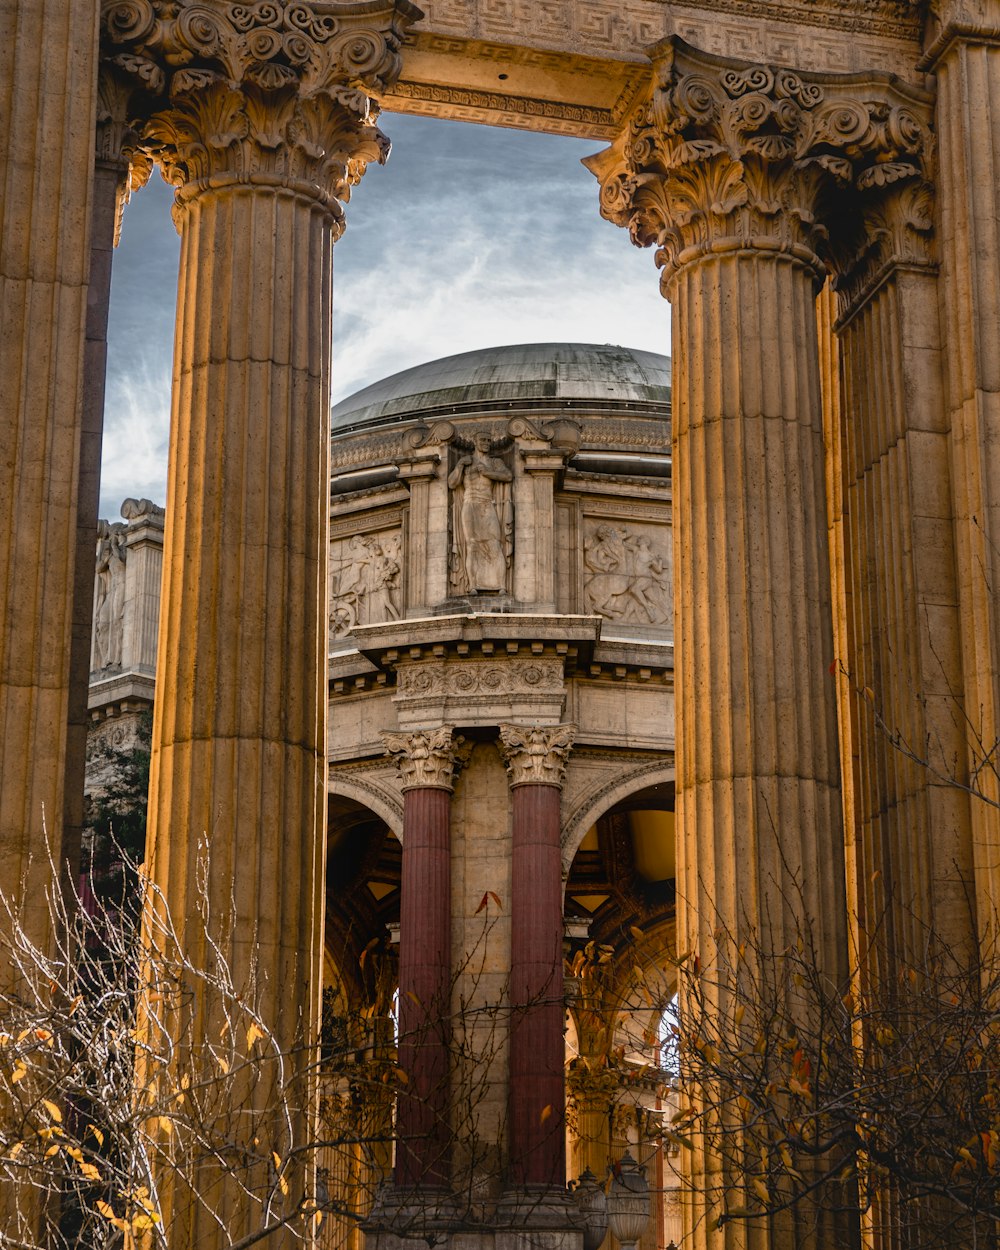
[509,782,565,1187]
[395,785,451,1187]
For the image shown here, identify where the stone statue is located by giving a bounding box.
[330,531,401,636]
[93,521,127,670]
[447,432,513,594]
[583,524,671,624]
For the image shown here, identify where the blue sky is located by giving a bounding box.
[101,113,670,519]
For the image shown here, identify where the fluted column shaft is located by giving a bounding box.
[509,781,565,1188]
[0,0,99,967]
[673,248,845,968]
[382,725,467,1191]
[144,180,331,1245]
[835,265,975,975]
[931,26,1000,927]
[396,786,452,1187]
[149,177,330,1000]
[498,723,574,1191]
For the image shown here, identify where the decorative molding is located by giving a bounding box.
[381,724,471,791]
[585,36,934,297]
[498,722,576,788]
[397,658,563,698]
[392,656,567,730]
[100,0,422,224]
[329,763,405,833]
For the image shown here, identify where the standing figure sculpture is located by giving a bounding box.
[448,432,514,594]
[93,522,127,670]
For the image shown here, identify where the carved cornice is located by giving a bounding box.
[498,722,576,789]
[100,0,422,225]
[584,36,933,297]
[381,724,470,791]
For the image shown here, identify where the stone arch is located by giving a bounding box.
[561,761,676,874]
[329,770,403,839]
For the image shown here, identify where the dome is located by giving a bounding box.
[330,342,671,432]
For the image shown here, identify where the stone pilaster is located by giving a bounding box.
[382,727,468,1191]
[585,36,933,1248]
[831,169,977,976]
[923,6,1000,937]
[100,3,421,1245]
[498,722,575,1190]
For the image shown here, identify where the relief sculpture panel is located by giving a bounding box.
[582,521,672,626]
[330,529,402,638]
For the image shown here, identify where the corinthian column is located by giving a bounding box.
[382,726,469,1192]
[100,4,420,1245]
[585,37,935,1249]
[498,723,575,1192]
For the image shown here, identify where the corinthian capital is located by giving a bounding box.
[381,725,470,792]
[497,723,576,789]
[101,0,422,225]
[584,36,933,296]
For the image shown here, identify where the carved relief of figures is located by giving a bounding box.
[448,432,514,594]
[583,523,671,625]
[93,522,127,671]
[330,530,402,637]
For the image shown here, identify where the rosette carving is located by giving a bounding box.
[100,0,423,223]
[497,723,576,789]
[381,725,470,792]
[584,36,933,297]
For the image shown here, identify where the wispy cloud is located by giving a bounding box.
[102,116,671,514]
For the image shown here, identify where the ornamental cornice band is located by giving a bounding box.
[381,724,470,791]
[100,0,423,222]
[584,35,934,297]
[498,723,576,789]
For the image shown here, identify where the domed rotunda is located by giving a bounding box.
[323,341,679,1247]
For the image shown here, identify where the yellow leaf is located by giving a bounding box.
[78,1161,102,1182]
[629,925,644,941]
[8,1141,24,1160]
[155,1116,174,1137]
[87,1124,104,1148]
[132,1212,161,1232]
[734,1005,745,1027]
[216,1053,230,1075]
[11,1061,27,1084]
[751,1177,769,1204]
[45,1145,60,1158]
[539,1104,553,1125]
[246,1023,265,1049]
[42,1099,63,1123]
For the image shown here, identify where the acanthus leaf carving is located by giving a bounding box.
[497,723,576,789]
[381,725,471,792]
[584,35,934,299]
[100,0,423,222]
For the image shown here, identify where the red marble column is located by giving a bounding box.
[383,726,467,1190]
[500,724,575,1190]
[396,785,451,1187]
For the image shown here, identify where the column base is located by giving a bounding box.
[366,1183,464,1244]
[494,1185,585,1230]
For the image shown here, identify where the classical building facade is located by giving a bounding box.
[5,2,1000,1249]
